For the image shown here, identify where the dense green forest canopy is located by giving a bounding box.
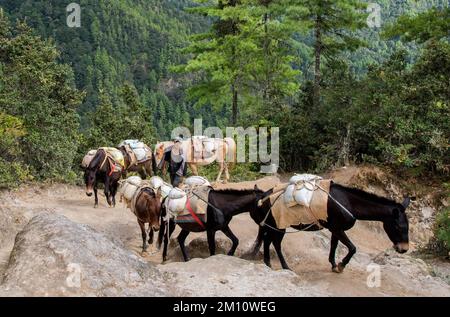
[0,0,448,189]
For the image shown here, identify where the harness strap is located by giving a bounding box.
[108,159,115,176]
[185,198,206,229]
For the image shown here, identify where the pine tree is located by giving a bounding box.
[0,14,83,180]
[383,7,450,44]
[298,0,367,108]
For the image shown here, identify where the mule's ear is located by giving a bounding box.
[402,197,411,209]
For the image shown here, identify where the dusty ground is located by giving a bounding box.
[0,178,449,297]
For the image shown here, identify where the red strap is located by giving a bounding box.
[108,159,115,176]
[185,198,205,229]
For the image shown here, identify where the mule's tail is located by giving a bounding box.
[224,137,236,169]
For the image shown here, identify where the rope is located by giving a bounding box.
[258,178,355,233]
[262,222,317,234]
[259,192,320,234]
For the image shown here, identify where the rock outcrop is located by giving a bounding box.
[0,213,170,296]
[0,213,321,297]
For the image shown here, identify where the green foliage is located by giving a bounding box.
[435,206,450,255]
[0,14,83,182]
[356,41,450,173]
[82,83,157,152]
[0,112,31,188]
[0,1,448,186]
[177,0,303,124]
[383,7,450,43]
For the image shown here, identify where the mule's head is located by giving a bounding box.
[84,168,96,197]
[253,185,271,210]
[147,188,162,231]
[383,197,410,253]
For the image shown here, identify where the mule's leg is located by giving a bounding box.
[94,184,99,208]
[271,230,290,270]
[334,231,356,273]
[158,213,166,250]
[146,160,153,177]
[139,165,147,180]
[189,163,199,176]
[215,162,224,182]
[138,220,148,254]
[162,220,176,262]
[104,177,112,206]
[224,162,230,183]
[249,226,264,258]
[148,228,154,245]
[177,229,191,262]
[111,182,118,207]
[221,225,239,256]
[263,231,272,268]
[329,233,339,272]
[206,230,217,256]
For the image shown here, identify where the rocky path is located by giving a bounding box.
[0,183,449,296]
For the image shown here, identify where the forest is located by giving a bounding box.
[0,0,448,184]
[0,0,449,274]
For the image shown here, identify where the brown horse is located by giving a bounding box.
[84,149,122,208]
[154,137,236,183]
[132,187,162,254]
[118,145,156,179]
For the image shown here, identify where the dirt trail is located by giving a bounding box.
[0,182,449,297]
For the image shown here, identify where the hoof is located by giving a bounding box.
[94,204,98,209]
[332,263,345,273]
[141,251,148,257]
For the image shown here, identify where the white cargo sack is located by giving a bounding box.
[127,176,142,186]
[149,176,164,189]
[166,188,187,214]
[184,176,211,187]
[203,139,216,153]
[160,183,173,199]
[81,150,97,168]
[134,148,147,161]
[168,187,186,199]
[284,174,323,207]
[119,176,143,201]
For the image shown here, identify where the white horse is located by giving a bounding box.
[154,137,236,182]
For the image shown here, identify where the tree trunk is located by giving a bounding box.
[232,83,238,125]
[313,16,322,108]
[263,12,269,104]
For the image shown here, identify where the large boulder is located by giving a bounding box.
[159,255,322,297]
[0,213,170,296]
[0,213,322,296]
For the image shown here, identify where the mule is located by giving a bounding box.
[158,187,265,262]
[154,137,236,183]
[133,187,162,254]
[249,182,410,272]
[84,149,122,208]
[118,145,157,179]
